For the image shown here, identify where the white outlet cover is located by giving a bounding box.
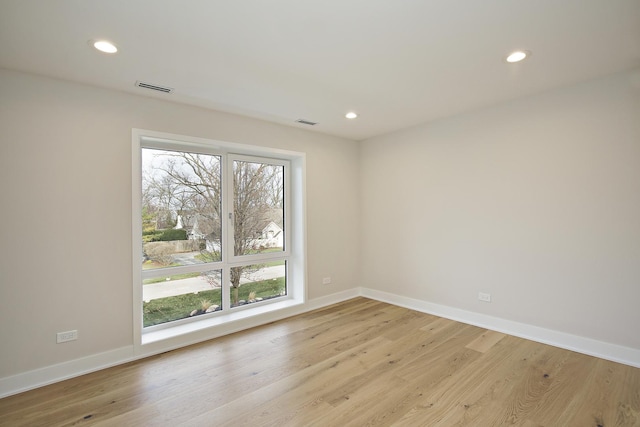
[57,330,78,343]
[478,292,491,302]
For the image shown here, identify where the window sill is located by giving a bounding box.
[141,296,304,347]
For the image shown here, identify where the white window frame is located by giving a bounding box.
[227,154,291,265]
[132,129,306,354]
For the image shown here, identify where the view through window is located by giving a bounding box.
[141,147,289,328]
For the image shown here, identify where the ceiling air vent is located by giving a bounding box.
[135,81,174,94]
[296,119,317,126]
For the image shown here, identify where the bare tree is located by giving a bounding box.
[142,150,283,305]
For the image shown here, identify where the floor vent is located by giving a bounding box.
[135,81,174,93]
[295,119,317,126]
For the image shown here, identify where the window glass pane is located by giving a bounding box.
[233,160,284,256]
[143,269,222,327]
[229,261,286,308]
[142,148,222,270]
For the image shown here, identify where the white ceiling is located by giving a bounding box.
[1,0,639,141]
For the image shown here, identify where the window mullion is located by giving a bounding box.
[221,153,232,311]
[221,266,231,311]
[225,154,234,263]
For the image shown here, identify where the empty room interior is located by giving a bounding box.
[1,1,639,425]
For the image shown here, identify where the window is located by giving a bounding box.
[133,130,305,342]
[229,156,288,308]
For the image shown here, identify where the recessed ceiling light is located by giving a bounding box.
[506,50,530,63]
[345,112,358,119]
[91,40,118,54]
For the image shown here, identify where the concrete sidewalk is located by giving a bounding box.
[143,277,217,301]
[143,265,284,301]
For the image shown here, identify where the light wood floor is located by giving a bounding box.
[1,298,639,426]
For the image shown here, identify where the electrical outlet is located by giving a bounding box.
[478,292,491,302]
[57,330,78,343]
[322,277,332,285]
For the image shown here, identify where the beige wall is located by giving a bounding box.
[360,70,640,350]
[2,66,639,385]
[0,69,360,378]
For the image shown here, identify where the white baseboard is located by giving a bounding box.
[0,346,135,399]
[3,287,638,399]
[360,287,640,369]
[0,289,360,399]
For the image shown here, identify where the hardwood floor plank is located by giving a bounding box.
[389,337,557,425]
[1,297,638,427]
[181,336,395,427]
[465,330,506,353]
[561,358,640,427]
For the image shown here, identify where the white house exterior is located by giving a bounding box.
[250,221,283,249]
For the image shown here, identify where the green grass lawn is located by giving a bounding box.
[230,276,284,307]
[143,276,286,327]
[142,271,202,285]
